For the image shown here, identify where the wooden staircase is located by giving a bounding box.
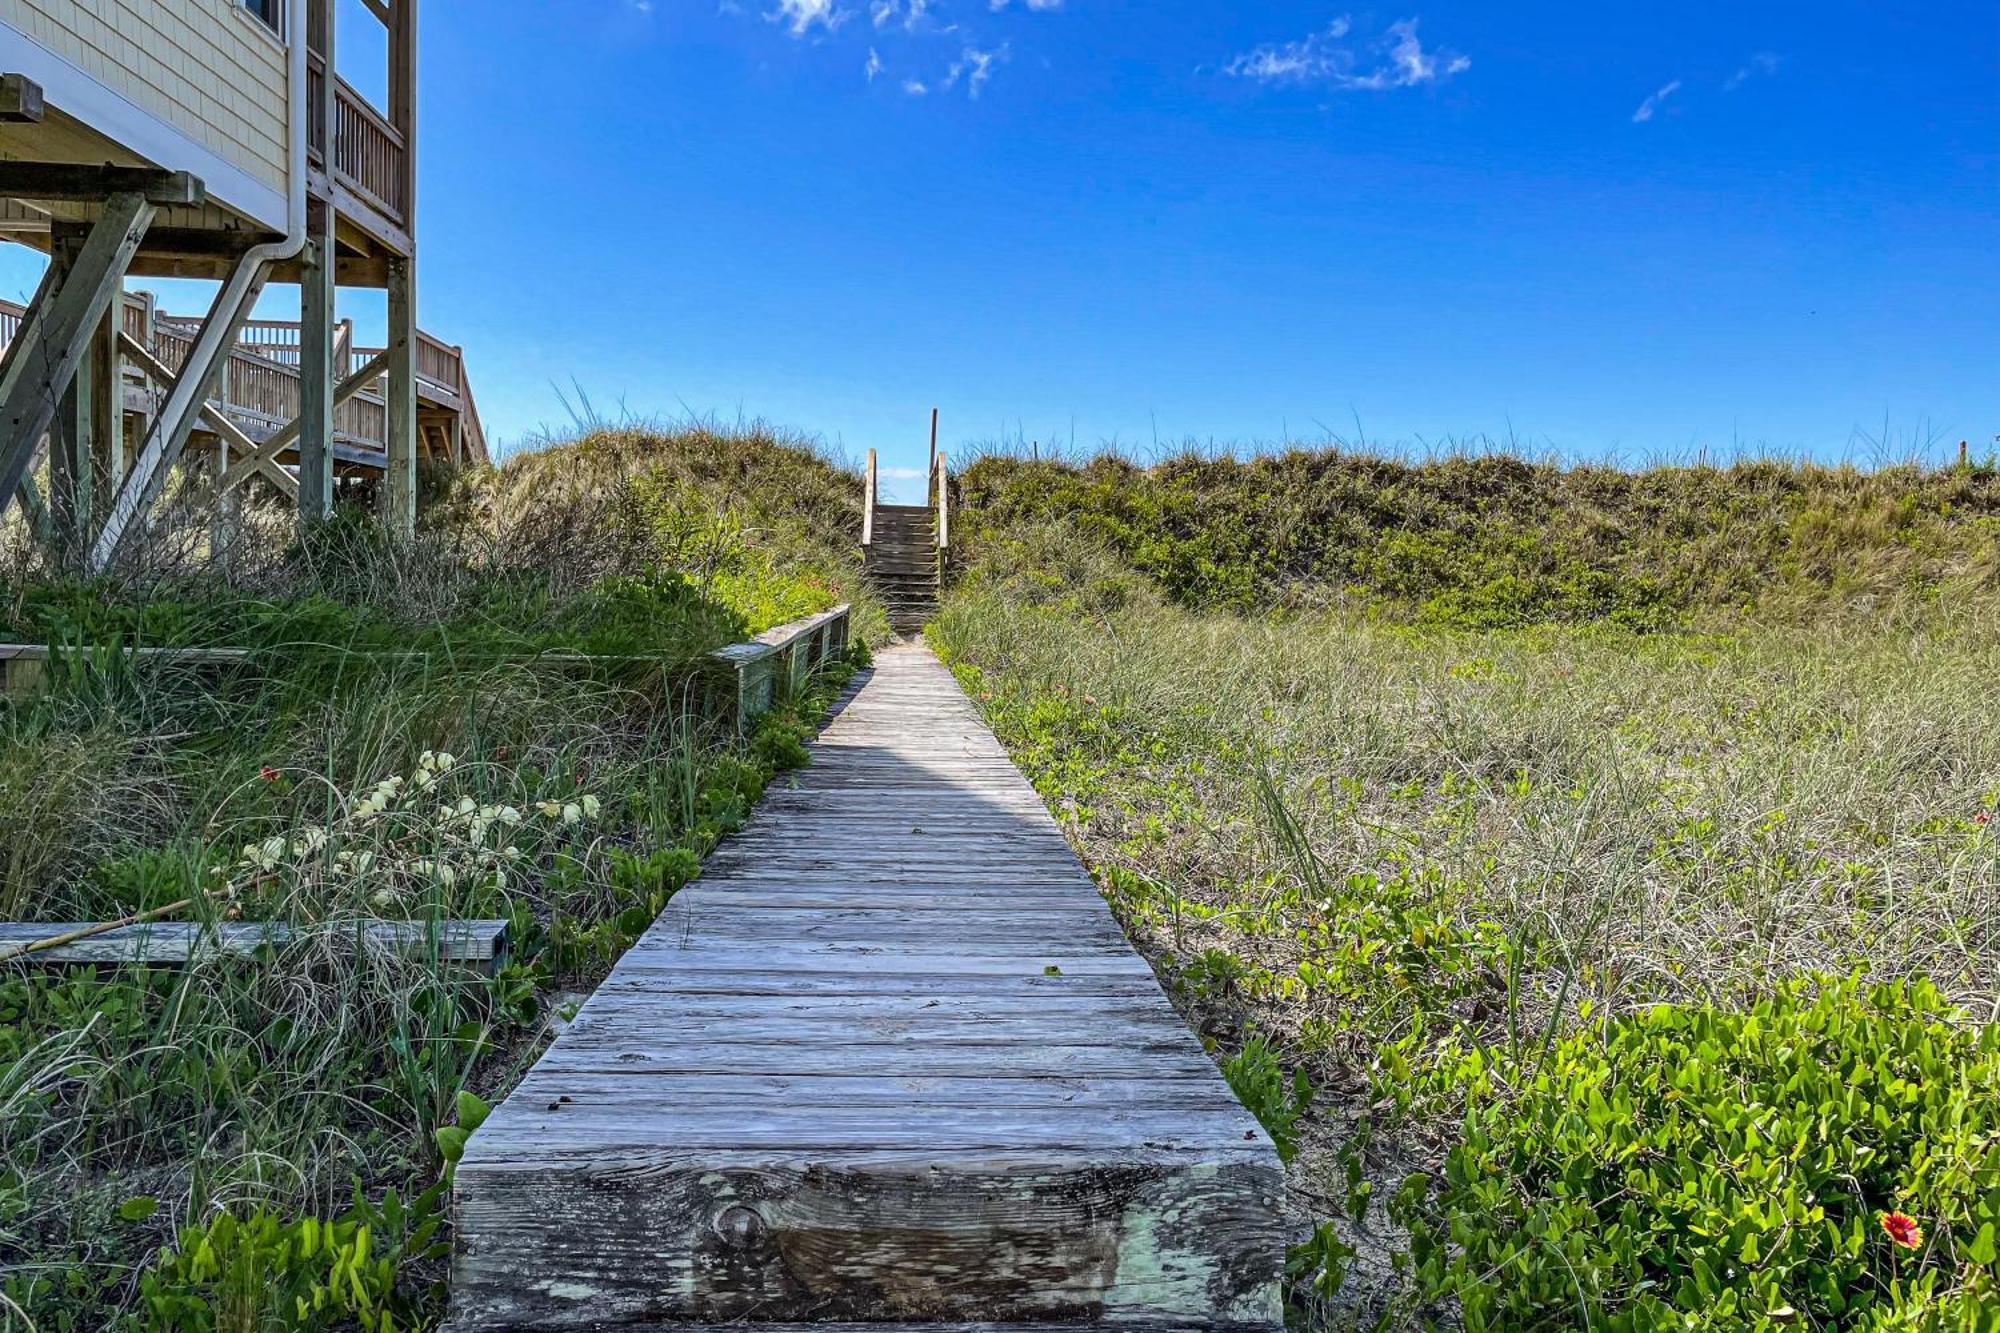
[867,504,941,634]
[863,449,948,636]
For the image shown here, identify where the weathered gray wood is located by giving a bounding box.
[0,162,200,205]
[382,254,417,537]
[297,198,337,525]
[0,192,153,518]
[0,918,508,968]
[0,73,44,122]
[447,643,1283,1331]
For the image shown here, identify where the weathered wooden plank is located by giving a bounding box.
[452,1153,1281,1328]
[0,919,508,967]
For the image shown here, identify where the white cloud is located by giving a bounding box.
[865,46,884,80]
[769,0,846,36]
[902,77,929,95]
[1631,78,1681,123]
[989,0,1060,10]
[944,44,1006,97]
[1225,15,1467,91]
[1724,52,1781,91]
[870,0,932,30]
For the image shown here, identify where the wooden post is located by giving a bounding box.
[298,197,337,526]
[374,0,419,537]
[91,296,122,522]
[935,449,949,551]
[928,406,938,487]
[49,233,94,566]
[383,256,417,535]
[862,447,876,547]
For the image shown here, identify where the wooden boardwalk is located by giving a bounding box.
[449,643,1284,1331]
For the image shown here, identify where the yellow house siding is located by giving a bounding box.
[1,0,289,196]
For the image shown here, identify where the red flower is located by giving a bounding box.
[1976,812,1992,827]
[1881,1212,1922,1250]
[259,766,281,783]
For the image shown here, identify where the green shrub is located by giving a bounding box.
[130,1186,446,1333]
[1221,1033,1314,1165]
[1398,976,2000,1331]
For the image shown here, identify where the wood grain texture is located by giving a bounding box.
[447,644,1283,1331]
[0,918,507,967]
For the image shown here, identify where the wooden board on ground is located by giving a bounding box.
[0,918,509,968]
[447,642,1284,1331]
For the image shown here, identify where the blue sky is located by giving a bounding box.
[6,2,1996,495]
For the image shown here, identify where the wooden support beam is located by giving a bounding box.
[383,255,416,536]
[93,254,268,569]
[49,233,93,565]
[298,200,337,524]
[217,348,388,494]
[0,163,202,206]
[0,192,153,524]
[0,73,45,123]
[91,291,124,514]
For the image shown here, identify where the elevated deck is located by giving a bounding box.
[448,643,1284,1331]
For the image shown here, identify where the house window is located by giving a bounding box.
[242,0,282,34]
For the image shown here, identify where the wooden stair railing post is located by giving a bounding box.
[862,447,877,548]
[935,447,950,567]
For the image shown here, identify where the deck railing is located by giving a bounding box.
[0,296,480,466]
[304,53,408,231]
[332,79,406,222]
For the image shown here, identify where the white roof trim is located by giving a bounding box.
[0,23,291,232]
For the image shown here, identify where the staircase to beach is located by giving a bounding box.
[862,448,947,636]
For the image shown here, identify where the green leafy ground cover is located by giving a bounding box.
[0,427,876,1330]
[935,450,2000,1329]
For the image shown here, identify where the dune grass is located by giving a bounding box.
[933,453,2000,1329]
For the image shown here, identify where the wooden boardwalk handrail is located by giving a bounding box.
[711,604,852,729]
[3,609,855,716]
[935,447,950,551]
